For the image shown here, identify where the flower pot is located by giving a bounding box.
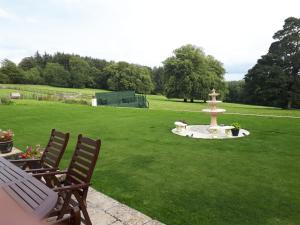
[0,140,13,153]
[231,128,240,136]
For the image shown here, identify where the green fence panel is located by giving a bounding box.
[95,91,148,108]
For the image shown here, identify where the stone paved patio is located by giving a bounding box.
[87,188,165,225]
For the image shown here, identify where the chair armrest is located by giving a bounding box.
[10,159,42,170]
[53,183,90,192]
[33,170,68,178]
[26,167,58,173]
[10,159,41,163]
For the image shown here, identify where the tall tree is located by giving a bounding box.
[18,57,36,71]
[163,44,225,102]
[69,56,90,88]
[24,67,44,84]
[43,63,70,87]
[245,17,300,108]
[225,80,245,103]
[151,66,165,94]
[52,52,71,71]
[33,51,45,68]
[0,72,9,83]
[0,59,25,83]
[105,62,153,93]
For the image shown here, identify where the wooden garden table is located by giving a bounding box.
[0,157,57,219]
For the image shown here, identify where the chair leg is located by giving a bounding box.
[73,191,92,225]
[57,191,72,220]
[70,206,81,225]
[48,206,81,225]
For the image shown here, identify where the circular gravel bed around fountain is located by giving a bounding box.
[172,125,250,139]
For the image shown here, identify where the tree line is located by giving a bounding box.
[0,44,226,101]
[2,16,298,109]
[0,53,153,94]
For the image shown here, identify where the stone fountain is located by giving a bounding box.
[172,89,250,139]
[202,89,225,128]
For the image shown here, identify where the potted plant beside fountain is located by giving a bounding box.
[231,122,241,136]
[0,129,14,153]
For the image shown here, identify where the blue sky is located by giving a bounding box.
[1,0,299,80]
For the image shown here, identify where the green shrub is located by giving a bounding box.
[37,94,60,101]
[0,96,14,105]
[62,99,89,105]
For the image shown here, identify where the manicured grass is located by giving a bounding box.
[147,95,300,117]
[2,84,300,117]
[1,100,300,225]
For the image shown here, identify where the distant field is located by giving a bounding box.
[1,84,300,117]
[0,84,108,95]
[0,84,108,104]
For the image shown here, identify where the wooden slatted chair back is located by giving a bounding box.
[40,129,70,169]
[66,135,101,185]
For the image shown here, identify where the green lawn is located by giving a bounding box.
[147,95,300,117]
[1,99,300,225]
[2,84,300,117]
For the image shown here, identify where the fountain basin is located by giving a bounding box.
[202,109,226,113]
[172,125,250,139]
[206,100,222,104]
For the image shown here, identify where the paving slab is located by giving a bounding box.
[143,220,165,225]
[111,221,124,225]
[88,208,117,225]
[87,187,165,225]
[87,188,120,211]
[106,204,151,225]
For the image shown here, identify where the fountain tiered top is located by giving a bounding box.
[209,89,219,96]
[202,89,225,127]
[208,89,219,101]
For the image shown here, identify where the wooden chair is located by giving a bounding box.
[11,129,70,173]
[34,134,101,225]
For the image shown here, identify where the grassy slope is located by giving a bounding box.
[0,84,108,95]
[1,100,300,225]
[1,84,300,116]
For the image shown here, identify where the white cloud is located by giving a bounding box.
[25,17,38,24]
[0,7,16,20]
